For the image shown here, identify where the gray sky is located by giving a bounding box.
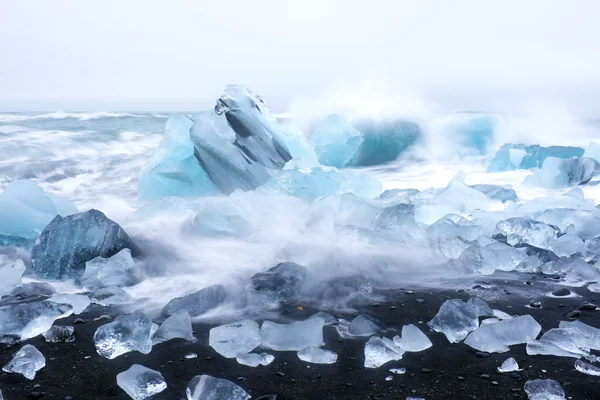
[1,0,599,112]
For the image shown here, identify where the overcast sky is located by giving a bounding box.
[1,0,599,112]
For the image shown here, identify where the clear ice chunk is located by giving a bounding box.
[495,217,558,249]
[297,346,338,364]
[310,114,364,168]
[138,114,219,201]
[209,319,261,358]
[390,367,406,374]
[2,344,45,380]
[470,184,518,203]
[364,336,405,368]
[456,241,531,275]
[550,234,585,257]
[93,311,153,359]
[464,315,542,353]
[427,215,482,242]
[164,284,227,317]
[186,374,250,400]
[574,359,600,376]
[338,193,382,229]
[91,286,133,306]
[0,179,77,241]
[47,293,90,314]
[31,209,139,280]
[0,300,73,343]
[116,364,167,400]
[497,357,521,372]
[192,208,251,238]
[524,156,599,188]
[309,311,338,325]
[261,318,324,351]
[250,262,309,301]
[235,352,274,367]
[428,298,493,343]
[537,208,600,241]
[42,325,74,343]
[80,249,141,288]
[488,143,584,171]
[348,314,385,337]
[393,324,432,352]
[276,119,320,165]
[0,258,25,297]
[152,310,194,344]
[524,379,566,400]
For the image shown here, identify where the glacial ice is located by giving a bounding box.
[80,249,141,288]
[276,119,320,165]
[31,209,139,280]
[470,184,518,203]
[540,256,600,284]
[428,216,482,242]
[138,114,219,201]
[549,234,585,257]
[297,346,338,364]
[495,217,558,250]
[351,119,421,166]
[261,318,324,351]
[192,208,252,238]
[338,193,382,229]
[186,375,250,400]
[309,311,338,325]
[235,352,274,367]
[526,327,595,359]
[2,344,45,380]
[524,156,599,188]
[0,301,73,343]
[164,284,227,316]
[310,114,364,168]
[0,258,25,296]
[393,324,432,352]
[42,325,74,343]
[537,208,600,240]
[0,179,77,241]
[209,319,261,358]
[455,241,533,275]
[348,314,385,337]
[574,359,600,376]
[364,336,405,368]
[91,286,133,306]
[428,298,493,343]
[464,315,541,353]
[93,311,154,359]
[583,142,600,162]
[116,364,167,400]
[250,262,309,301]
[497,357,521,373]
[524,379,566,400]
[47,293,90,314]
[488,144,584,172]
[152,310,195,344]
[435,113,497,156]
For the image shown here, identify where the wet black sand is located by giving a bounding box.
[2,273,600,399]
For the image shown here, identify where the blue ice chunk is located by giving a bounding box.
[264,166,382,202]
[435,113,498,156]
[191,207,252,238]
[276,120,319,166]
[488,144,584,172]
[583,142,600,162]
[138,114,219,201]
[0,180,77,241]
[470,184,518,203]
[351,119,421,166]
[310,114,364,168]
[31,209,139,280]
[163,284,227,317]
[338,193,382,228]
[524,157,599,188]
[190,86,292,195]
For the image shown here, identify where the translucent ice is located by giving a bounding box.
[276,119,319,165]
[47,294,90,314]
[192,208,251,238]
[0,258,25,296]
[80,249,141,288]
[0,179,77,241]
[186,375,250,400]
[428,298,493,343]
[524,156,599,188]
[209,319,261,358]
[495,217,558,250]
[152,310,194,344]
[91,286,133,306]
[541,256,600,284]
[2,344,45,380]
[456,241,532,275]
[309,311,338,325]
[434,113,497,156]
[524,379,566,400]
[583,142,600,162]
[42,325,74,343]
[236,352,274,367]
[537,209,600,240]
[428,216,482,242]
[497,357,521,373]
[550,234,585,257]
[371,203,425,243]
[117,364,167,400]
[250,262,309,301]
[164,284,227,317]
[93,311,153,359]
[138,114,219,201]
[261,318,324,351]
[470,184,518,203]
[393,324,432,352]
[310,114,364,168]
[364,336,405,368]
[297,346,338,364]
[338,193,382,229]
[526,327,594,359]
[0,301,73,343]
[348,314,385,337]
[31,209,139,280]
[488,144,584,172]
[574,359,600,376]
[464,315,541,353]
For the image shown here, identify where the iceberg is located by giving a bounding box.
[163,284,227,317]
[186,375,250,400]
[0,179,77,241]
[209,319,261,358]
[93,311,153,359]
[524,156,599,188]
[117,364,167,400]
[428,298,493,343]
[0,258,25,297]
[364,336,405,368]
[138,114,219,201]
[488,144,584,172]
[393,324,432,352]
[297,346,338,364]
[0,301,73,343]
[42,325,74,343]
[31,209,139,280]
[261,318,324,351]
[463,315,542,353]
[2,344,45,380]
[152,310,195,344]
[250,262,309,301]
[80,249,141,288]
[524,379,566,400]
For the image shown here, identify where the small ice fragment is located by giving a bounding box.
[348,314,385,337]
[385,375,393,381]
[497,357,521,372]
[81,248,140,287]
[47,293,90,315]
[464,315,541,353]
[116,364,167,400]
[393,324,432,352]
[152,310,194,344]
[91,286,133,306]
[185,352,198,359]
[309,311,338,325]
[574,359,600,376]
[297,346,338,364]
[390,368,406,374]
[524,379,566,400]
[235,352,274,367]
[209,319,261,358]
[261,318,324,351]
[428,298,493,343]
[93,311,153,359]
[2,344,45,380]
[492,309,512,320]
[364,336,405,368]
[42,325,74,343]
[186,374,250,400]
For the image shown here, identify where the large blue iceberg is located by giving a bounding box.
[524,157,599,189]
[488,144,584,172]
[310,114,421,168]
[0,180,77,243]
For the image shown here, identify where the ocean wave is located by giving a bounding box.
[0,125,29,134]
[0,111,146,122]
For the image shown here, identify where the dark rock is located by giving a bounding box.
[164,284,228,317]
[578,303,597,311]
[552,288,571,297]
[566,310,581,318]
[255,395,277,400]
[416,298,425,303]
[457,376,464,380]
[475,352,490,358]
[421,368,432,373]
[480,374,490,379]
[73,318,85,324]
[276,372,285,377]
